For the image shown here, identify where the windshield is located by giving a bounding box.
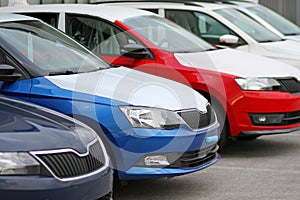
[122,15,215,53]
[247,5,300,36]
[215,8,282,43]
[0,20,109,76]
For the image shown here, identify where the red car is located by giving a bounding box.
[6,4,300,148]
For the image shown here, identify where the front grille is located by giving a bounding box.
[168,145,218,168]
[177,105,216,130]
[277,78,300,94]
[283,111,300,125]
[36,141,105,179]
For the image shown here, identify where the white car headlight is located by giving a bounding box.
[0,152,40,175]
[120,106,184,129]
[235,78,281,91]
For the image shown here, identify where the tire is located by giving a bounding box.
[210,97,230,151]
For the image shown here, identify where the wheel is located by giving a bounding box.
[210,97,230,151]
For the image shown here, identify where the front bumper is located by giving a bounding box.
[109,122,220,180]
[241,126,300,135]
[0,167,113,200]
[118,146,220,180]
[228,90,300,137]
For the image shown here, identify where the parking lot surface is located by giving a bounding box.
[115,133,300,200]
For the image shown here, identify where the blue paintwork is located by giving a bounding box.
[0,167,112,200]
[0,96,113,199]
[120,153,221,180]
[1,76,220,179]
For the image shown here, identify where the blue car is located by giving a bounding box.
[0,14,220,180]
[0,95,112,199]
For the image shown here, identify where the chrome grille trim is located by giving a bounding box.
[177,104,217,131]
[30,137,109,182]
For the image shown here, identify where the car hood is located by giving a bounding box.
[46,67,208,111]
[0,97,96,153]
[286,35,300,42]
[257,40,300,68]
[174,48,300,80]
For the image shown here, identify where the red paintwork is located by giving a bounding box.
[101,20,300,137]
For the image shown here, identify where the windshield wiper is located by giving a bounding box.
[285,33,300,36]
[48,70,78,76]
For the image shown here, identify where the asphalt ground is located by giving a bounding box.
[115,132,300,200]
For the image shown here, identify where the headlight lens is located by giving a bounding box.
[120,106,183,129]
[235,78,281,91]
[0,152,40,175]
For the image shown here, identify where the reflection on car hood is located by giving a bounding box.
[46,67,208,112]
[259,40,300,59]
[286,35,300,41]
[174,48,300,80]
[0,97,95,153]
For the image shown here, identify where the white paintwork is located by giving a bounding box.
[244,40,300,68]
[0,4,157,23]
[0,13,34,23]
[219,34,239,44]
[102,2,300,69]
[175,48,300,80]
[231,2,300,42]
[233,5,285,38]
[286,35,300,42]
[46,67,208,112]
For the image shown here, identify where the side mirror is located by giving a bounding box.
[0,64,22,82]
[121,44,152,59]
[219,34,239,45]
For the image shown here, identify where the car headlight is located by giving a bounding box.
[235,78,281,91]
[0,152,40,175]
[120,106,184,129]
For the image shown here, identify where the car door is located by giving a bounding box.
[65,13,156,74]
[164,9,247,48]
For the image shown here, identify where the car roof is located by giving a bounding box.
[91,0,234,10]
[0,4,157,22]
[0,13,37,23]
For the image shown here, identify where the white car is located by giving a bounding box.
[98,1,300,69]
[226,1,300,41]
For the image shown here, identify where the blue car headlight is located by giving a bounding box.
[0,152,40,175]
[120,106,184,129]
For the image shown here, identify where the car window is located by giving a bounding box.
[18,13,59,28]
[66,14,141,56]
[0,20,108,76]
[122,15,215,53]
[247,5,300,36]
[215,8,282,43]
[165,9,244,45]
[142,9,159,14]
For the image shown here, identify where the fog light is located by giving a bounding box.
[144,155,169,166]
[250,114,285,126]
[258,116,267,122]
